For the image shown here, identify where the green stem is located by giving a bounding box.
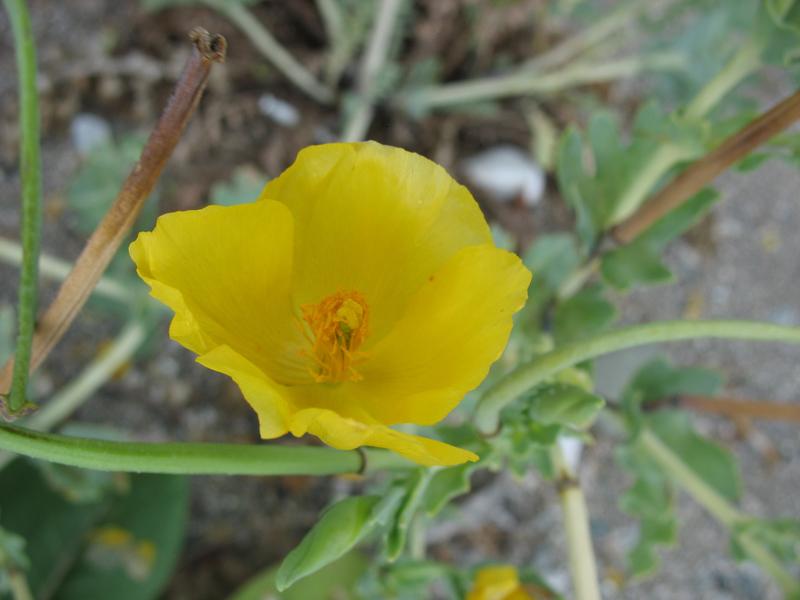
[406,53,683,111]
[0,236,131,304]
[0,320,148,471]
[639,429,799,595]
[475,320,800,432]
[607,36,765,226]
[8,570,33,600]
[0,422,411,476]
[206,0,333,104]
[522,1,644,73]
[608,143,691,225]
[4,0,42,414]
[27,321,147,431]
[341,0,405,141]
[684,37,764,121]
[552,445,601,600]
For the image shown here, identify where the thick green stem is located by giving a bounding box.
[475,320,800,433]
[4,0,42,414]
[0,320,147,470]
[0,422,411,476]
[207,0,333,104]
[639,429,799,595]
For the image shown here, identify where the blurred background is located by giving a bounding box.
[0,1,798,599]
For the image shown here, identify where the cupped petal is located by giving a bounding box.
[354,244,531,426]
[129,201,311,385]
[289,408,478,466]
[197,344,293,438]
[260,142,493,340]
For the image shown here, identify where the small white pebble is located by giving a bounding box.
[462,145,545,206]
[70,113,112,156]
[258,93,300,127]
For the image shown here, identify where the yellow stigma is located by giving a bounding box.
[300,290,370,383]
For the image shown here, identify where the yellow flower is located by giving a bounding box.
[130,142,530,466]
[467,566,535,600]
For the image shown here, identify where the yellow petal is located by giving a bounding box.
[196,344,293,438]
[260,142,492,340]
[355,244,531,425]
[129,201,311,385]
[288,408,478,466]
[467,566,533,600]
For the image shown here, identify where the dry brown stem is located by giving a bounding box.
[0,28,226,396]
[613,88,800,244]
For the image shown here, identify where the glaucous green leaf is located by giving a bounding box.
[649,410,741,502]
[209,166,268,206]
[601,242,673,290]
[556,103,706,241]
[622,358,723,429]
[616,443,677,578]
[527,383,605,430]
[67,134,154,235]
[763,0,800,64]
[636,188,720,248]
[553,285,617,344]
[731,518,800,564]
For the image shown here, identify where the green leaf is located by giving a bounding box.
[423,465,472,517]
[229,552,367,600]
[731,518,800,564]
[0,523,29,573]
[601,242,673,290]
[56,474,188,600]
[553,285,617,344]
[527,383,605,430]
[622,358,723,429]
[522,234,580,292]
[556,128,596,248]
[66,133,159,286]
[556,103,705,240]
[636,188,720,248]
[0,459,187,600]
[616,443,677,578]
[67,134,155,235]
[277,496,382,591]
[32,461,125,504]
[209,166,268,206]
[764,0,800,64]
[386,470,434,561]
[649,410,741,502]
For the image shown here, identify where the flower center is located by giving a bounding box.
[300,290,370,383]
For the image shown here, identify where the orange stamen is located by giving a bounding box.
[300,290,369,383]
